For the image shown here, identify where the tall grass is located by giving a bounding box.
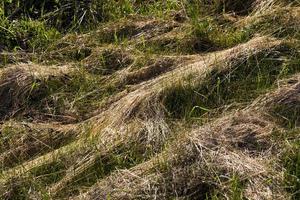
[1,0,181,32]
[0,16,60,51]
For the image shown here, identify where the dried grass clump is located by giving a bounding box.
[124,58,175,85]
[82,48,134,75]
[95,17,180,43]
[265,74,300,109]
[0,63,71,120]
[0,67,34,119]
[252,73,300,127]
[0,120,78,170]
[240,2,300,38]
[203,112,275,154]
[77,110,285,200]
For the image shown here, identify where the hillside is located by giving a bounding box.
[0,0,299,199]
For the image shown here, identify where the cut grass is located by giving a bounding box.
[163,44,300,119]
[0,0,300,199]
[0,121,77,170]
[28,68,118,121]
[53,143,149,198]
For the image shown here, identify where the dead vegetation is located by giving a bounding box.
[77,72,300,200]
[0,63,72,121]
[0,0,299,199]
[82,47,134,75]
[0,121,78,170]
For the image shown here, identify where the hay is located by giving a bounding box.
[0,120,78,170]
[251,73,300,127]
[45,36,283,197]
[0,63,71,120]
[76,110,284,200]
[76,71,300,198]
[82,48,134,75]
[1,2,299,196]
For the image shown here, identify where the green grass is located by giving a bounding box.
[0,0,256,54]
[191,17,252,51]
[248,7,300,39]
[0,0,181,33]
[163,45,300,120]
[29,69,119,120]
[281,129,300,200]
[0,17,60,52]
[209,174,245,200]
[134,17,252,55]
[30,161,67,186]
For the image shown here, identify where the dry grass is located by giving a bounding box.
[76,72,300,199]
[0,36,289,199]
[0,63,72,120]
[0,1,299,199]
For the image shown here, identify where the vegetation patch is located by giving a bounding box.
[186,0,256,15]
[240,7,300,39]
[0,175,51,200]
[125,58,175,85]
[83,48,134,75]
[163,45,300,119]
[0,0,300,199]
[0,122,77,170]
[1,0,133,32]
[265,74,300,128]
[281,129,300,200]
[272,103,300,129]
[191,17,252,52]
[0,64,74,121]
[49,141,150,198]
[0,17,60,52]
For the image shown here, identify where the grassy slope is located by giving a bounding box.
[0,0,299,199]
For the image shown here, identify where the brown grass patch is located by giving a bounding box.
[0,63,72,120]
